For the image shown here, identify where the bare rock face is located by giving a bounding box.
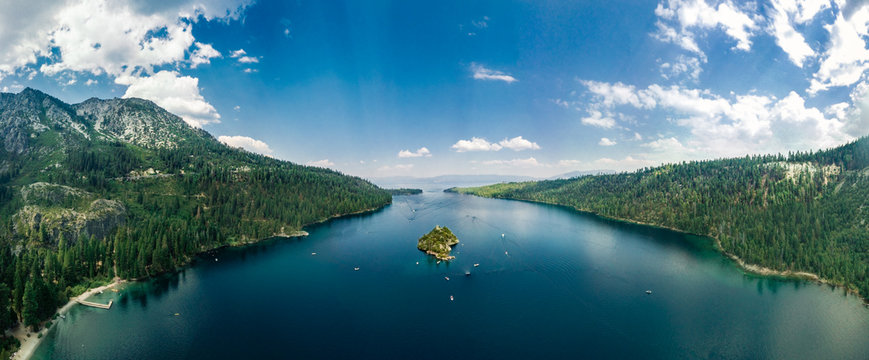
[12,183,126,244]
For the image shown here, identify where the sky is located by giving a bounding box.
[1,0,869,178]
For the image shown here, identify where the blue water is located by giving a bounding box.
[33,189,869,359]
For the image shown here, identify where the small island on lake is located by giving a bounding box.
[387,188,423,195]
[417,225,459,260]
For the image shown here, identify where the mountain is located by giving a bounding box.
[372,174,540,188]
[452,138,869,301]
[0,88,391,332]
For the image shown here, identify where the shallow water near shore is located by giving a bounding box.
[33,189,869,359]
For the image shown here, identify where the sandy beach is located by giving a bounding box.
[9,278,124,360]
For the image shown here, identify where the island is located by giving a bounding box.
[417,225,459,260]
[387,188,423,195]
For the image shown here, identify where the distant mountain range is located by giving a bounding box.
[372,170,614,188]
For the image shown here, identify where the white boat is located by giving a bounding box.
[501,233,505,238]
[311,252,317,255]
[445,276,450,281]
[505,251,508,255]
[354,267,360,271]
[416,262,419,265]
[474,263,479,267]
[450,295,454,301]
[646,290,652,294]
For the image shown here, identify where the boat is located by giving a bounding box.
[59,314,66,319]
[474,263,479,267]
[450,295,454,301]
[445,276,450,281]
[354,267,360,271]
[465,271,471,276]
[501,233,505,238]
[437,260,441,264]
[505,251,508,255]
[646,290,652,294]
[416,262,419,265]
[311,252,317,255]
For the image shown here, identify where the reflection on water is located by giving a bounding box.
[34,188,869,360]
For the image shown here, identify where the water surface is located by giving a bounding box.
[34,189,869,359]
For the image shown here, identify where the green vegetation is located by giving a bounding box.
[453,137,869,301]
[386,188,422,195]
[0,89,392,349]
[417,226,459,261]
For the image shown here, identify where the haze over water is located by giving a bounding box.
[34,187,869,359]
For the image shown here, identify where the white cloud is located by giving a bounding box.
[218,135,273,155]
[470,63,517,83]
[237,56,259,63]
[190,42,220,68]
[85,79,97,86]
[599,137,618,146]
[230,49,247,58]
[660,55,703,80]
[582,80,854,158]
[767,0,823,67]
[119,70,221,128]
[452,137,503,152]
[452,136,539,152]
[398,147,432,158]
[233,105,240,111]
[498,136,541,151]
[654,0,759,54]
[481,157,541,167]
[809,6,869,93]
[307,159,335,168]
[580,110,618,128]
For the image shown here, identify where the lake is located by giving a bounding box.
[33,188,869,359]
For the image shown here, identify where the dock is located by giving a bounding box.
[76,299,113,309]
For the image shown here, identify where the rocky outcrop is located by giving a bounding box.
[13,198,126,245]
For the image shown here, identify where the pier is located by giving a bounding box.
[76,299,113,309]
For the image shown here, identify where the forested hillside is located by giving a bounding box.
[452,138,869,301]
[0,88,391,340]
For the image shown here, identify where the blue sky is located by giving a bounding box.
[2,0,869,177]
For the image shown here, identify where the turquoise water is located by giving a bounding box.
[33,189,869,359]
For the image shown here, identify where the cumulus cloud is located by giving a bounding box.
[470,63,517,83]
[230,48,258,63]
[307,159,335,168]
[452,137,503,152]
[452,136,540,152]
[809,6,869,93]
[0,0,251,128]
[498,136,541,151]
[120,70,221,128]
[581,79,854,158]
[398,147,432,158]
[598,137,617,146]
[580,110,617,128]
[654,0,759,55]
[190,42,221,68]
[218,135,273,155]
[767,0,823,67]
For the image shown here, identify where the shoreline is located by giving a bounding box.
[9,278,124,360]
[460,193,868,306]
[9,201,392,360]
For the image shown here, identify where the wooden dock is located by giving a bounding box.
[76,299,113,309]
